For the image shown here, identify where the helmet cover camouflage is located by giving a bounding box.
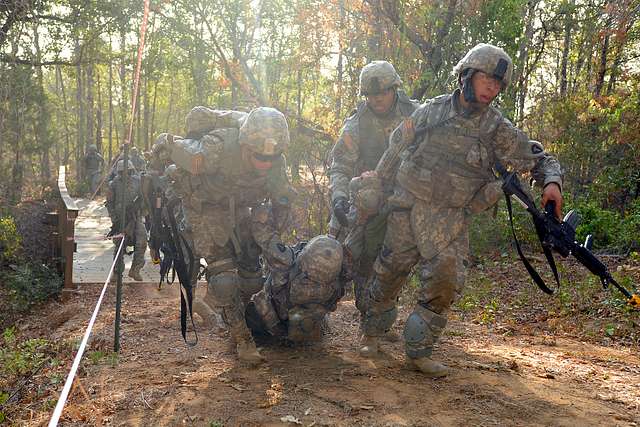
[298,235,343,284]
[453,43,514,88]
[238,107,289,156]
[359,61,402,96]
[116,159,135,172]
[87,144,97,152]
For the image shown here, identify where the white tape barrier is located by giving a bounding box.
[48,237,126,427]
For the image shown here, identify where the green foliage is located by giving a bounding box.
[2,263,62,312]
[1,327,50,376]
[0,216,21,265]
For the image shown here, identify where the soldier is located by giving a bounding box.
[246,234,350,342]
[358,44,564,377]
[161,106,293,364]
[84,144,105,195]
[328,60,420,315]
[106,159,147,281]
[130,146,146,172]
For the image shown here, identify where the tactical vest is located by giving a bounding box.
[110,174,141,211]
[85,153,102,171]
[396,95,502,209]
[357,91,418,174]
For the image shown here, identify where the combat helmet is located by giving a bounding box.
[453,43,513,89]
[298,235,343,284]
[359,61,402,96]
[238,107,289,156]
[116,159,135,172]
[87,144,97,153]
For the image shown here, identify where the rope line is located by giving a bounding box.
[49,3,152,424]
[47,237,125,427]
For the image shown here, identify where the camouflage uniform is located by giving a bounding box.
[106,160,147,281]
[84,145,104,194]
[164,106,293,363]
[360,44,563,376]
[328,61,419,311]
[246,235,349,342]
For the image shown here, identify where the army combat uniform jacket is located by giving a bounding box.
[166,126,294,293]
[328,91,420,304]
[362,90,563,358]
[329,91,420,206]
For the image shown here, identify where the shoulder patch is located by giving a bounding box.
[342,133,356,151]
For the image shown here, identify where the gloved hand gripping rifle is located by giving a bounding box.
[496,161,640,307]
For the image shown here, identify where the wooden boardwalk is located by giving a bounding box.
[72,197,163,284]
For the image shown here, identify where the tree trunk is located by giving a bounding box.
[96,68,103,153]
[120,27,128,144]
[56,66,71,164]
[108,42,114,163]
[514,0,537,123]
[559,1,574,97]
[33,21,51,182]
[143,73,150,150]
[335,0,345,125]
[86,61,95,154]
[75,37,85,179]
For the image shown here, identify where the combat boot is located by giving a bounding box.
[358,335,379,358]
[407,356,449,378]
[192,298,227,335]
[128,268,143,281]
[236,339,265,365]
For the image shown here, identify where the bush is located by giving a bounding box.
[0,216,21,265]
[2,263,62,312]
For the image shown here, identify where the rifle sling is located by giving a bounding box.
[504,189,555,295]
[164,197,199,346]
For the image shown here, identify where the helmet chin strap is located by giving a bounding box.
[460,68,493,116]
[461,68,477,103]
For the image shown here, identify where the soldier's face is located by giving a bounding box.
[242,146,275,174]
[366,88,396,115]
[471,71,501,104]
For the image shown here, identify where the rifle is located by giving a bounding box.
[496,161,640,307]
[149,193,198,345]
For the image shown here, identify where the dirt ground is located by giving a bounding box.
[11,279,640,427]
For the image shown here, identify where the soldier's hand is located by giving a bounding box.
[332,197,350,228]
[541,183,563,220]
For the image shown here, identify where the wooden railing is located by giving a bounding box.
[55,165,79,293]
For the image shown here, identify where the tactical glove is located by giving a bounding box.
[332,197,350,228]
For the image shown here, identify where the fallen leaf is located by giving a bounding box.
[231,384,247,392]
[280,415,302,424]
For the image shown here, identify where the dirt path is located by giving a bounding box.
[27,281,639,427]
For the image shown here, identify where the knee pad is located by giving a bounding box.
[238,269,265,302]
[403,306,448,358]
[207,271,240,307]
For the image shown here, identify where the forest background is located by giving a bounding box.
[0,0,639,309]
